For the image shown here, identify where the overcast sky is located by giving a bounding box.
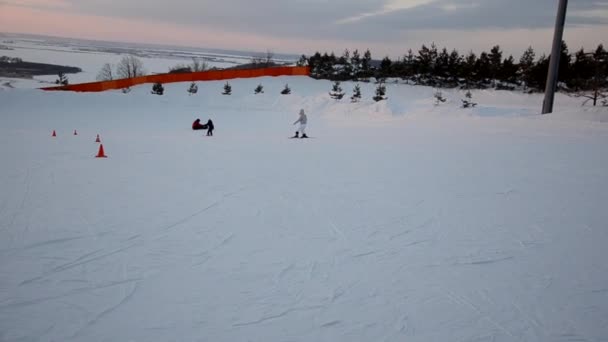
[1,0,607,59]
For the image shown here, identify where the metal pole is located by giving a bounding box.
[542,0,568,114]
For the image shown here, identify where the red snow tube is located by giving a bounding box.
[41,66,310,92]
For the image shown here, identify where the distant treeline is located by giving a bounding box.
[297,41,608,92]
[0,56,82,78]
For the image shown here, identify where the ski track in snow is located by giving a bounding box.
[233,305,327,327]
[1,278,141,310]
[440,288,518,340]
[15,185,244,288]
[68,282,139,340]
[1,74,608,341]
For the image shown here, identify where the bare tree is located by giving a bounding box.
[265,49,274,66]
[251,50,275,67]
[116,55,145,79]
[251,55,265,66]
[191,57,209,72]
[96,63,114,81]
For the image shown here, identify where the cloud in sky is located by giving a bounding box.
[1,0,607,58]
[336,0,436,24]
[0,0,69,9]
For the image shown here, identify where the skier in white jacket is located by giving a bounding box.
[292,109,308,138]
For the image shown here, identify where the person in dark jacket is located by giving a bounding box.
[205,119,214,136]
[192,118,207,130]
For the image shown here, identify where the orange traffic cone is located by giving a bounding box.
[74,129,78,136]
[95,134,101,143]
[95,144,108,158]
[52,130,56,137]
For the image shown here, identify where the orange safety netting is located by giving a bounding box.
[42,66,310,92]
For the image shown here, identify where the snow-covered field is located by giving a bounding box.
[2,64,608,340]
[0,34,298,87]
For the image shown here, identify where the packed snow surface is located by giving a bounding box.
[1,77,608,342]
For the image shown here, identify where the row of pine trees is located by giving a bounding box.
[299,42,608,93]
[149,82,293,96]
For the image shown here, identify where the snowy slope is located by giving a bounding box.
[1,77,608,342]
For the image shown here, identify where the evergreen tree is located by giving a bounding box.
[297,54,307,67]
[417,43,438,81]
[435,47,450,80]
[593,44,608,84]
[379,56,392,78]
[403,49,416,80]
[499,56,518,84]
[271,41,600,95]
[558,41,572,85]
[351,84,362,102]
[373,82,387,101]
[417,44,432,77]
[461,51,477,87]
[309,51,323,78]
[598,44,608,74]
[151,82,164,95]
[254,84,264,94]
[339,49,350,64]
[329,81,345,99]
[361,49,372,78]
[576,44,608,106]
[447,49,462,81]
[222,82,232,95]
[570,48,594,90]
[308,51,323,78]
[328,52,337,78]
[281,84,291,95]
[187,82,198,95]
[321,52,335,79]
[339,49,353,79]
[528,54,549,91]
[519,46,536,89]
[475,52,491,83]
[350,49,361,78]
[488,45,503,83]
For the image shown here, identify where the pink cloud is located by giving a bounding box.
[0,5,300,52]
[2,0,70,9]
[1,4,605,58]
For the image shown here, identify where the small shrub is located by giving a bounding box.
[151,82,164,95]
[461,90,477,108]
[351,84,362,102]
[329,81,345,100]
[55,72,68,85]
[254,84,264,94]
[373,82,387,102]
[188,82,198,95]
[222,82,232,95]
[434,90,446,105]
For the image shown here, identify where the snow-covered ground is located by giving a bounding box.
[0,34,298,87]
[1,75,608,342]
